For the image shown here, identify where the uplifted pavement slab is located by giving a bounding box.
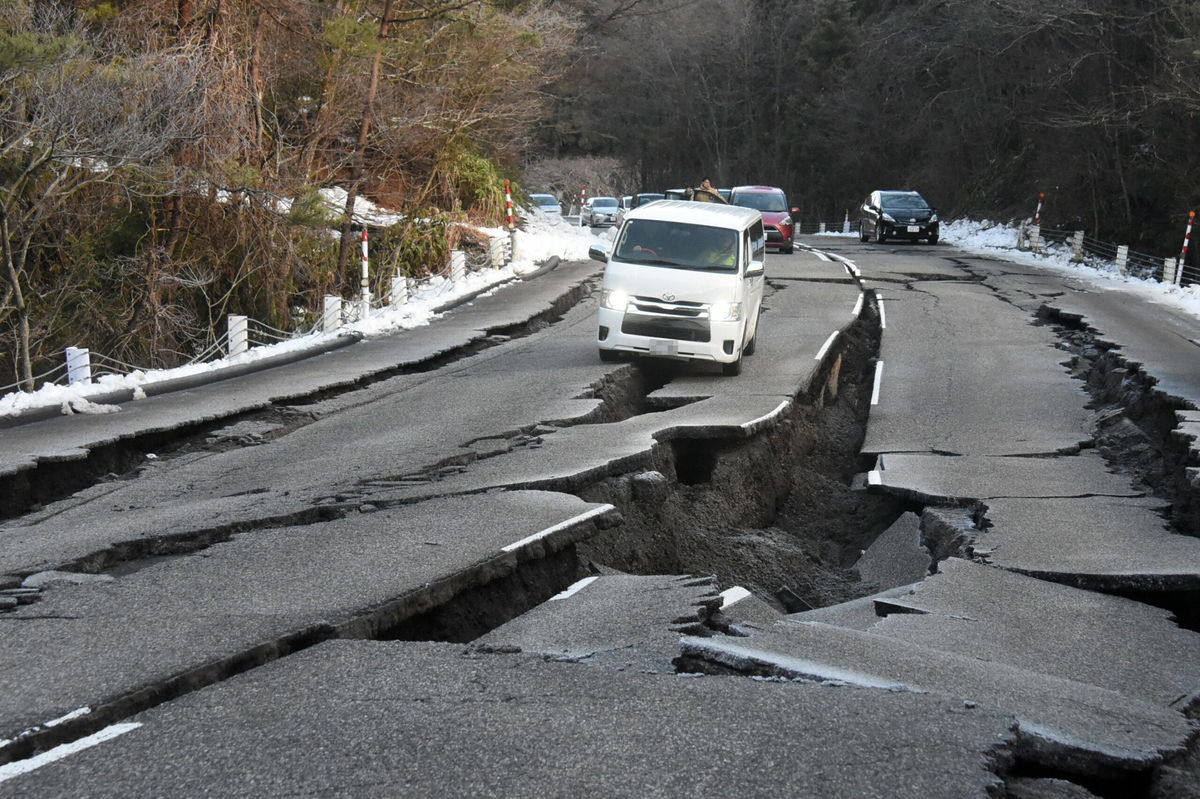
[853,558,1200,709]
[863,281,1093,457]
[870,451,1143,505]
[973,496,1200,592]
[1,641,1017,798]
[0,260,600,482]
[0,491,616,760]
[474,574,720,672]
[853,512,930,590]
[784,583,920,631]
[679,623,1190,778]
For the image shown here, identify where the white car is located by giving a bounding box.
[590,201,766,376]
[530,193,561,215]
[580,196,620,227]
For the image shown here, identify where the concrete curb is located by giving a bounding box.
[0,333,362,430]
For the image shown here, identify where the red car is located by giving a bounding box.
[728,185,797,254]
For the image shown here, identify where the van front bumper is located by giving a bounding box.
[597,308,744,364]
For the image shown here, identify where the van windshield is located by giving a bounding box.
[614,219,739,272]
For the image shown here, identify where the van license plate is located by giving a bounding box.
[907,225,920,232]
[650,340,678,355]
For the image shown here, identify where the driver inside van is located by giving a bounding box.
[696,229,737,267]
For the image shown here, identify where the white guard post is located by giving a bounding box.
[818,222,826,234]
[359,230,372,320]
[842,213,850,234]
[323,295,343,333]
[1116,245,1129,275]
[1028,224,1041,252]
[1070,230,1085,262]
[65,347,92,385]
[509,229,521,263]
[1164,257,1178,285]
[451,250,467,282]
[391,272,408,306]
[227,314,249,356]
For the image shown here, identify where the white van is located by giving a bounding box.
[589,201,766,376]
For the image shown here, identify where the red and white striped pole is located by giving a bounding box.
[360,229,371,316]
[579,186,587,226]
[1033,192,1045,226]
[1178,210,1195,286]
[504,179,514,230]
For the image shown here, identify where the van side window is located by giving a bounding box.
[750,221,766,262]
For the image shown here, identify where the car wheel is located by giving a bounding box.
[875,228,887,244]
[599,349,620,363]
[781,244,794,254]
[722,357,742,376]
[859,225,869,242]
[744,335,756,356]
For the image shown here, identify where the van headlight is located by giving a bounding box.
[601,289,630,312]
[709,301,742,321]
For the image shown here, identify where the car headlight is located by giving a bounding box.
[709,301,742,321]
[929,213,939,223]
[601,289,630,312]
[780,216,793,226]
[881,212,896,223]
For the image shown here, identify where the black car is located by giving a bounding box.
[859,190,939,244]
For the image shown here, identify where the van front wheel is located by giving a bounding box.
[599,349,620,363]
[722,357,742,376]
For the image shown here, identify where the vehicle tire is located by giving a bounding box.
[927,235,939,245]
[781,244,794,254]
[859,225,869,242]
[875,228,887,244]
[744,335,756,356]
[599,349,620,363]
[722,357,742,376]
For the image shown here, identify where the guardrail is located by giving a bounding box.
[1018,224,1198,286]
[0,234,515,399]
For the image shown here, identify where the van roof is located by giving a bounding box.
[625,200,761,229]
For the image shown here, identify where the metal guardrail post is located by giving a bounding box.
[1116,245,1129,275]
[818,222,826,234]
[227,315,249,356]
[1029,224,1041,252]
[65,347,92,385]
[391,272,408,306]
[451,250,467,282]
[1164,258,1177,285]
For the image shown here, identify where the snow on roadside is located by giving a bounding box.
[0,208,608,419]
[816,219,1200,320]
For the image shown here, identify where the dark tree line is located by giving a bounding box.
[539,0,1200,252]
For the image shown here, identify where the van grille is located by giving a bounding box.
[630,296,705,318]
[622,317,711,342]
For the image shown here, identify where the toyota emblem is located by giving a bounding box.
[662,292,675,301]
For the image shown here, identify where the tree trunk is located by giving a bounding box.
[0,213,33,391]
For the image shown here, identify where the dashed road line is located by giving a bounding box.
[719,586,752,608]
[741,400,790,432]
[0,723,141,784]
[501,505,615,553]
[867,470,882,487]
[878,293,887,329]
[852,293,864,318]
[871,361,884,405]
[550,576,598,601]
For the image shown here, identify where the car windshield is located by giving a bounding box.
[636,193,664,204]
[731,192,787,213]
[592,198,619,208]
[880,193,930,210]
[614,219,739,272]
[532,194,557,205]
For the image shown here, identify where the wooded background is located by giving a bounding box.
[3,0,1199,388]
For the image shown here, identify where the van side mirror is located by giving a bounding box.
[746,260,764,276]
[588,243,610,264]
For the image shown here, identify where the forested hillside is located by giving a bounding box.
[541,0,1200,252]
[3,0,1199,390]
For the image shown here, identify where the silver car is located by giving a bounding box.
[581,196,620,227]
[531,193,561,215]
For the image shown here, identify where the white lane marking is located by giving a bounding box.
[0,723,141,784]
[878,293,887,329]
[550,576,598,601]
[719,586,752,608]
[871,361,884,405]
[0,708,92,751]
[741,399,789,431]
[852,293,864,318]
[501,504,615,553]
[867,471,882,487]
[815,331,839,361]
[814,251,831,262]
